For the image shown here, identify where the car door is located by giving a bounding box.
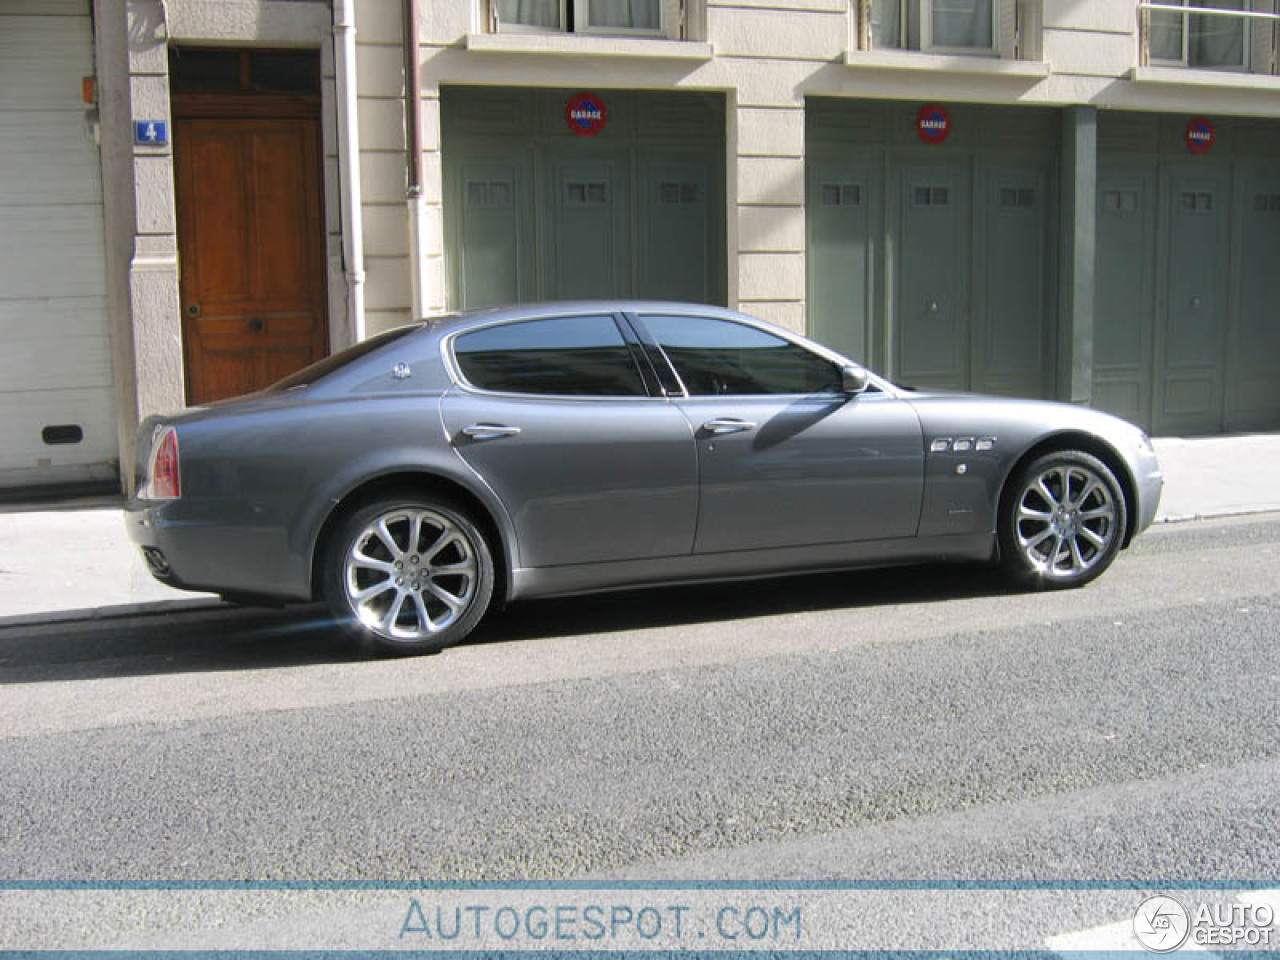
[439,312,697,568]
[633,313,925,554]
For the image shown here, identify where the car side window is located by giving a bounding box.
[453,314,646,397]
[642,315,842,396]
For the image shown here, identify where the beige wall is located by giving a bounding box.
[350,0,1280,335]
[99,0,1280,484]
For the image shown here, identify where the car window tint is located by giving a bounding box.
[454,314,646,396]
[643,315,842,396]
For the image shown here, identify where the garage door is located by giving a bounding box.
[0,0,116,490]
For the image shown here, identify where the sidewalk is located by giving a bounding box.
[1,433,1278,624]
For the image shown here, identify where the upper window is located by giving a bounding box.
[494,0,670,35]
[169,48,321,94]
[866,0,998,54]
[642,315,843,396]
[453,314,646,397]
[1146,0,1250,70]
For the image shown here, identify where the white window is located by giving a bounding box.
[869,0,999,54]
[1147,0,1250,70]
[493,0,672,35]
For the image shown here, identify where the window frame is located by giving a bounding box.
[1146,0,1252,71]
[574,0,668,36]
[493,0,568,34]
[864,0,1002,56]
[444,312,662,400]
[493,0,672,37]
[920,0,999,55]
[630,312,858,399]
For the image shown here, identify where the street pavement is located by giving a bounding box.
[1,435,1277,948]
[0,432,1277,623]
[1,513,1277,882]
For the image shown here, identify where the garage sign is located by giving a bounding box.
[1186,116,1215,155]
[917,104,951,145]
[566,92,608,137]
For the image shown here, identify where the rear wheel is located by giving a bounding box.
[998,450,1127,589]
[324,496,493,655]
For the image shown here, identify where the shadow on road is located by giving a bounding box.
[0,562,1018,684]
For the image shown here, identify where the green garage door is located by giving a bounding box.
[1230,167,1280,430]
[806,100,1058,398]
[1157,166,1230,435]
[443,88,725,311]
[1095,113,1280,435]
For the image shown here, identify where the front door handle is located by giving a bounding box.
[459,423,522,441]
[701,418,757,435]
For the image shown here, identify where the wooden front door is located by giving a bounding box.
[173,90,327,405]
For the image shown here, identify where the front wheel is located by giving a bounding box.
[324,496,494,655]
[998,450,1128,589]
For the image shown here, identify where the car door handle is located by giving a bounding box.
[701,418,757,435]
[458,423,522,441]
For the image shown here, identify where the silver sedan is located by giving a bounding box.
[127,302,1163,655]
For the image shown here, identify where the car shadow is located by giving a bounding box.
[0,561,1020,684]
[472,562,1019,646]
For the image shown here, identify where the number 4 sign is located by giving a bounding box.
[134,120,168,145]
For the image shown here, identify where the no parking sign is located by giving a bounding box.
[917,104,951,145]
[1186,116,1215,155]
[566,92,608,137]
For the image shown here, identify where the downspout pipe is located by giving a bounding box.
[404,0,430,320]
[334,0,367,342]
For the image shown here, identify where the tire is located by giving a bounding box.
[998,449,1128,590]
[324,495,494,655]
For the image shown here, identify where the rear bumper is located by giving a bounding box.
[125,498,313,602]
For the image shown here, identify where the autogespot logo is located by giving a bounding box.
[1134,895,1191,952]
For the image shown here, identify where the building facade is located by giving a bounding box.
[2,0,1278,493]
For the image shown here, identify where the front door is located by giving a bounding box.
[172,53,327,405]
[636,312,924,554]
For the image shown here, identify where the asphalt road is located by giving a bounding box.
[1,513,1277,883]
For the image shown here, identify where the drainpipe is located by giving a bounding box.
[404,0,430,320]
[334,0,367,342]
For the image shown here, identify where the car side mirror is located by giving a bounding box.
[841,365,870,395]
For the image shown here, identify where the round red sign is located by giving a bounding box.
[1186,116,1215,155]
[917,104,951,145]
[566,92,608,137]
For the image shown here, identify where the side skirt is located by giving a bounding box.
[511,533,996,602]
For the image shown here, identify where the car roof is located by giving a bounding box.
[422,300,757,336]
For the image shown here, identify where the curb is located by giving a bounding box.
[1155,506,1280,525]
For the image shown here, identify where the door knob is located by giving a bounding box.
[701,419,757,435]
[247,316,264,333]
[186,304,201,317]
[459,424,521,441]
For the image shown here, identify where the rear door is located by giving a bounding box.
[635,313,925,554]
[440,312,697,567]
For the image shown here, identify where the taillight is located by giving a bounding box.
[147,427,181,500]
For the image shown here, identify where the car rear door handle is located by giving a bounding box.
[458,423,522,441]
[701,418,757,435]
